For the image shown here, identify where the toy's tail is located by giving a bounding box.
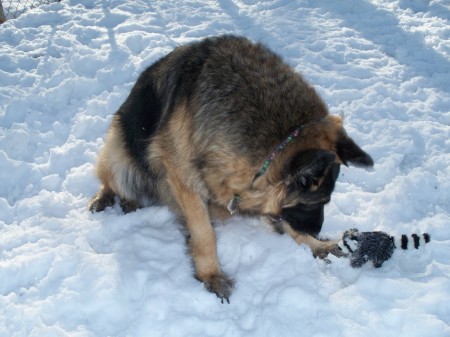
[394,233,430,250]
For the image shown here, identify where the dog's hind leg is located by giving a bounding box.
[88,147,117,213]
[89,121,144,214]
[283,222,345,259]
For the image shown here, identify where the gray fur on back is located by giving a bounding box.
[341,229,395,268]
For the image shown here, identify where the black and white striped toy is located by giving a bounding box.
[338,228,431,268]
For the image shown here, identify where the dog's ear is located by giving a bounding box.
[288,150,336,188]
[336,135,374,168]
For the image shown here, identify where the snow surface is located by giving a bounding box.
[1,0,449,336]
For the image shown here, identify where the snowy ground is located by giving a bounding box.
[1,0,449,336]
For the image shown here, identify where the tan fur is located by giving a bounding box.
[147,103,234,297]
[164,157,220,279]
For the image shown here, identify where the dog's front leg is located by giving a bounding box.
[282,221,345,259]
[166,170,234,303]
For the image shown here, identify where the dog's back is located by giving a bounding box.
[93,35,331,210]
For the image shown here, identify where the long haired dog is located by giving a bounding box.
[89,35,373,302]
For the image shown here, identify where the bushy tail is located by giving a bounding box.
[394,233,430,250]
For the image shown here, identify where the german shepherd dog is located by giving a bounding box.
[89,35,373,302]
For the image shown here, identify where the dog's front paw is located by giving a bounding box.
[313,240,347,259]
[329,242,348,257]
[201,273,234,304]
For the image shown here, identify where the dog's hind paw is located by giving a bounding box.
[119,198,140,214]
[88,190,115,213]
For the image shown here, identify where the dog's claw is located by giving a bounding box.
[219,296,230,304]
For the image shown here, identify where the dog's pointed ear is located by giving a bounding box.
[289,151,336,188]
[336,135,374,168]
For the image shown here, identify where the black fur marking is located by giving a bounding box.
[424,233,431,243]
[281,203,324,237]
[281,150,341,237]
[412,234,420,249]
[116,40,214,173]
[343,239,354,253]
[116,64,164,172]
[284,151,340,206]
[401,234,408,250]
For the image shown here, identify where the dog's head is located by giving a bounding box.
[279,127,373,236]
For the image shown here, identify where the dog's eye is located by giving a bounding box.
[299,175,319,189]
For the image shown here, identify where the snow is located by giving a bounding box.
[0,0,449,336]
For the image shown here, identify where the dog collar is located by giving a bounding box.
[228,127,303,215]
[253,126,303,182]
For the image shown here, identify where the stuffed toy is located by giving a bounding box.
[338,228,430,268]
